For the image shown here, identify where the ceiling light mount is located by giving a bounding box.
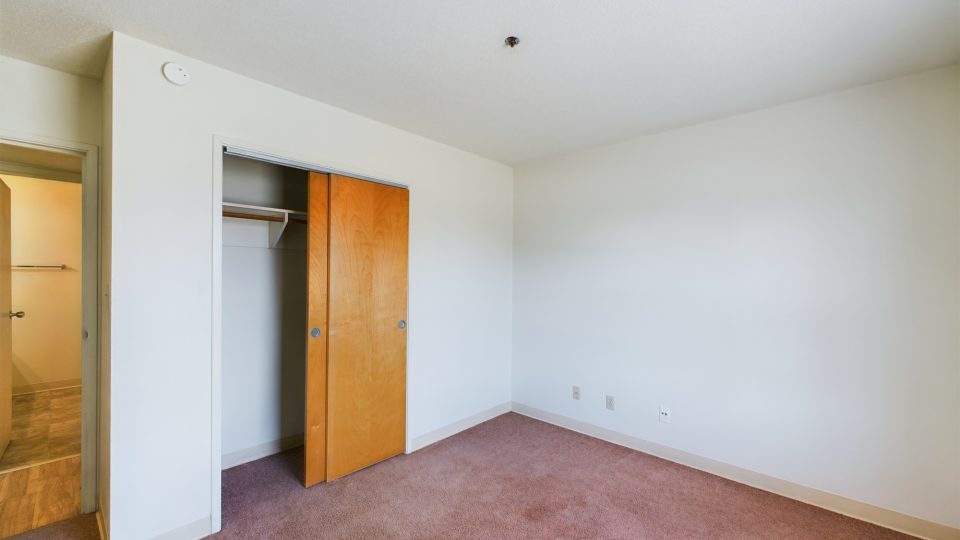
[505,36,520,48]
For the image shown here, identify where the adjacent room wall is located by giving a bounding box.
[513,66,960,528]
[221,156,307,467]
[3,174,82,393]
[106,32,513,539]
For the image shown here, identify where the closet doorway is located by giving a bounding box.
[213,145,408,530]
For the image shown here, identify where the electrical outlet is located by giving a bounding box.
[659,405,672,423]
[605,395,615,411]
[572,385,581,400]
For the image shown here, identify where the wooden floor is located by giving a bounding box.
[0,387,83,538]
[0,387,82,472]
[0,456,81,538]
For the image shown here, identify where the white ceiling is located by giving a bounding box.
[1,1,958,164]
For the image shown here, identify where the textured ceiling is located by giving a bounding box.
[1,0,958,164]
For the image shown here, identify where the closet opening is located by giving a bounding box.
[214,145,410,533]
[220,155,308,472]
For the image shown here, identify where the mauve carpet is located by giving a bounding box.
[212,413,910,539]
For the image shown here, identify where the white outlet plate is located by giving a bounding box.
[572,386,581,400]
[659,405,672,423]
[605,395,615,411]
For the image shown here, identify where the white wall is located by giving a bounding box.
[513,66,960,528]
[99,42,113,539]
[0,53,105,523]
[0,55,101,145]
[106,32,513,539]
[221,156,307,464]
[3,174,82,392]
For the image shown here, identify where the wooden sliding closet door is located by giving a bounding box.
[304,172,330,487]
[326,174,408,481]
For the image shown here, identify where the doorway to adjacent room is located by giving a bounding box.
[0,139,99,537]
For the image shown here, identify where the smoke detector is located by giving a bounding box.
[162,62,191,85]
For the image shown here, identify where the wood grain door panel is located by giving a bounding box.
[326,175,408,481]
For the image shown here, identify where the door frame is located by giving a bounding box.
[0,130,100,514]
[210,136,409,533]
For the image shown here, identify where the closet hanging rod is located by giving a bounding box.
[12,264,66,269]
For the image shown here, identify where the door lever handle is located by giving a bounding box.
[7,311,25,319]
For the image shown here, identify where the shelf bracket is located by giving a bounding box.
[267,211,289,249]
[222,202,305,249]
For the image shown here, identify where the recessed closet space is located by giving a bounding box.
[218,148,410,503]
[221,155,308,469]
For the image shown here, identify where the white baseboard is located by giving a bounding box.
[512,402,959,540]
[221,434,304,470]
[410,402,512,452]
[13,378,81,395]
[149,517,211,540]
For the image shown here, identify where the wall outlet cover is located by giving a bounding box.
[572,385,581,400]
[605,395,615,411]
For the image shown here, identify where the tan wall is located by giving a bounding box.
[3,175,82,392]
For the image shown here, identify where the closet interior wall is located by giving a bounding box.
[221,155,308,468]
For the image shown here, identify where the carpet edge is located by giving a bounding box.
[511,401,959,540]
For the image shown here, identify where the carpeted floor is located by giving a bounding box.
[216,413,911,539]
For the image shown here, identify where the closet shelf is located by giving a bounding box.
[222,202,307,248]
[222,202,307,222]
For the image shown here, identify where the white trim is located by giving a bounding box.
[409,402,512,452]
[221,434,304,470]
[149,517,210,540]
[210,135,413,533]
[12,378,82,395]
[0,160,81,183]
[210,138,223,533]
[511,402,960,540]
[0,130,100,515]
